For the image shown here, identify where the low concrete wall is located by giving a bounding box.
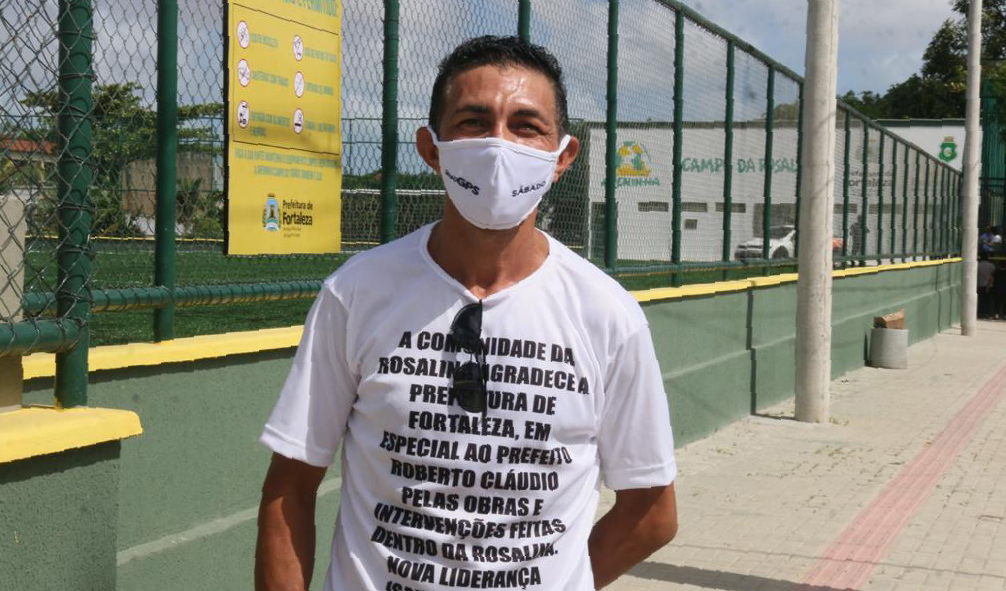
[19,260,961,591]
[650,261,960,446]
[0,442,122,591]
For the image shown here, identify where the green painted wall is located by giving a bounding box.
[646,262,962,447]
[17,261,961,591]
[0,442,121,591]
[23,353,341,591]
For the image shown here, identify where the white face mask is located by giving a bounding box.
[429,128,571,230]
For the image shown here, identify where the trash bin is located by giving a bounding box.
[869,327,908,369]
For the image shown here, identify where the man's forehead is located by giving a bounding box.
[442,65,557,116]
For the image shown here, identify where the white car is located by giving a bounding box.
[734,224,796,260]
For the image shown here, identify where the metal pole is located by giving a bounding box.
[841,111,851,268]
[795,0,838,424]
[924,158,931,255]
[518,0,531,42]
[861,122,869,266]
[877,132,885,259]
[671,9,685,280]
[890,139,898,261]
[54,0,93,407]
[937,166,945,254]
[913,150,920,258]
[721,40,736,274]
[762,66,775,263]
[379,0,400,243]
[153,0,178,342]
[603,0,619,268]
[902,141,909,261]
[794,82,805,258]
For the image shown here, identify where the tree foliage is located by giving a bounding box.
[18,82,222,236]
[842,1,1006,120]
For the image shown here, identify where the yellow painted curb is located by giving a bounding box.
[19,258,961,379]
[636,257,961,302]
[0,406,143,464]
[747,272,801,288]
[633,280,752,303]
[23,326,304,380]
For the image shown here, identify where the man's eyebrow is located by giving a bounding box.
[450,104,491,116]
[513,107,549,122]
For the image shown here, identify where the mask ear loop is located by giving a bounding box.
[554,134,572,157]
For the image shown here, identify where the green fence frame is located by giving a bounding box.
[1,0,964,406]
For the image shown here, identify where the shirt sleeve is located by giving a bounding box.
[259,284,358,467]
[597,323,677,490]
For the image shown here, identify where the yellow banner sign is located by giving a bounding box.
[225,0,342,255]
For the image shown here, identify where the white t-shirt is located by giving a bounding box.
[261,223,676,591]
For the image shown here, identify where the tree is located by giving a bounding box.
[19,82,222,236]
[843,1,1006,120]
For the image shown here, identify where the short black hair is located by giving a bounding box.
[428,35,569,137]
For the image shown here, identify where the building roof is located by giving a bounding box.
[0,137,56,155]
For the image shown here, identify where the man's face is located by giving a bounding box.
[439,65,563,150]
[417,64,578,183]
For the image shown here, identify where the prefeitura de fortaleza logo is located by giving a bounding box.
[263,195,280,231]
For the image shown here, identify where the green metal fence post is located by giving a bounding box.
[936,163,943,256]
[923,158,931,256]
[518,0,531,41]
[893,138,901,261]
[901,141,909,261]
[944,167,950,255]
[153,0,178,342]
[379,0,400,243]
[54,0,94,407]
[913,150,920,258]
[841,111,851,268]
[941,170,949,255]
[877,132,885,260]
[951,169,956,253]
[860,121,869,266]
[671,8,685,281]
[761,65,775,265]
[794,82,804,259]
[603,0,619,269]
[939,167,947,255]
[721,40,735,278]
[955,171,961,255]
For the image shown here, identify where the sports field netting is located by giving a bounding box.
[1,0,962,391]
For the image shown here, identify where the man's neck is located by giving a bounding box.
[427,203,549,300]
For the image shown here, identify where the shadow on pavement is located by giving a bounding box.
[628,562,854,591]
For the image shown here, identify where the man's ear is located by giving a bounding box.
[416,127,440,173]
[552,135,580,182]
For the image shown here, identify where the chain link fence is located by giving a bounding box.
[1,0,964,405]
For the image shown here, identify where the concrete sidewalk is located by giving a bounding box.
[606,322,1006,591]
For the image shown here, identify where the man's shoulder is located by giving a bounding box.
[321,225,429,295]
[546,236,646,327]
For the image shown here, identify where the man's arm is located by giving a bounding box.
[256,453,328,591]
[588,483,678,589]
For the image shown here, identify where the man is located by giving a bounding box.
[256,36,678,591]
[849,214,869,266]
[978,252,995,318]
[981,226,995,255]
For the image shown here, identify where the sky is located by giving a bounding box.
[0,0,965,176]
[679,0,958,94]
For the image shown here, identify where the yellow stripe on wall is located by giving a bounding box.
[0,406,143,464]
